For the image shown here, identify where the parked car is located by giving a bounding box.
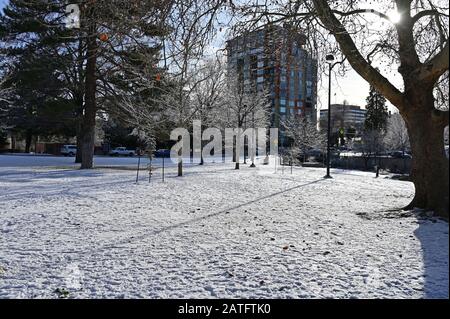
[109,147,136,157]
[390,151,412,159]
[60,145,77,157]
[306,149,324,162]
[154,149,171,158]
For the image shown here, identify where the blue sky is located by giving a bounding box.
[0,0,7,14]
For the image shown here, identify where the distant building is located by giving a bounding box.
[319,103,367,137]
[226,24,318,146]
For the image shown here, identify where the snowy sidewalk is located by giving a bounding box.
[0,163,448,298]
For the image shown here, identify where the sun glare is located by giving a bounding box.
[388,10,402,24]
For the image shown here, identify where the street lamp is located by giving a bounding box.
[324,54,339,179]
[250,110,256,168]
[243,108,247,165]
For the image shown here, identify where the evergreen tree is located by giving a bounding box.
[362,85,389,166]
[0,0,169,167]
[0,49,77,152]
[364,85,389,132]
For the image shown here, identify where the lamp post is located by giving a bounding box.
[243,111,249,165]
[324,54,339,179]
[250,110,256,167]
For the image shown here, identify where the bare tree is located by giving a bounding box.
[384,113,410,154]
[226,0,449,216]
[191,58,227,164]
[357,129,386,170]
[147,0,226,176]
[283,116,326,164]
[312,0,449,216]
[221,70,271,169]
[191,58,226,126]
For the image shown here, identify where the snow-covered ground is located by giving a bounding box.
[0,154,186,169]
[0,157,448,299]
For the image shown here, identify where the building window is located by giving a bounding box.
[289,86,295,99]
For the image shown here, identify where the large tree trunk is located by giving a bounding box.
[311,0,449,216]
[75,95,84,164]
[80,25,97,170]
[403,95,449,218]
[75,36,85,165]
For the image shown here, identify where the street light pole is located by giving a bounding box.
[250,110,256,167]
[324,54,346,179]
[325,55,334,179]
[243,113,248,165]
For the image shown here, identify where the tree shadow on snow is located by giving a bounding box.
[159,178,325,233]
[0,169,137,203]
[0,168,105,183]
[91,178,325,254]
[414,218,449,298]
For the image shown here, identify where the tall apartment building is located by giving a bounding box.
[226,24,318,146]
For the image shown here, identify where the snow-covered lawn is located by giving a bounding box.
[0,159,448,299]
[0,154,184,168]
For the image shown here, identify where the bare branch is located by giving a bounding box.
[312,0,405,108]
[411,9,449,25]
[418,40,449,84]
